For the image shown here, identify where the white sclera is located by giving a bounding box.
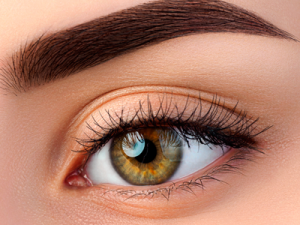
[168,139,229,180]
[85,140,130,185]
[85,136,230,186]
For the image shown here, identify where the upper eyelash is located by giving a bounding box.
[74,93,270,156]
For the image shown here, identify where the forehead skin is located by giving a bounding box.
[0,0,300,225]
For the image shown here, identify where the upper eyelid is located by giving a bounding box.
[73,92,266,157]
[64,86,271,170]
[67,86,249,131]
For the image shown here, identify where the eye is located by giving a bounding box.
[65,91,268,199]
[85,128,229,186]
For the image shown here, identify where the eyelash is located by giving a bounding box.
[72,94,270,200]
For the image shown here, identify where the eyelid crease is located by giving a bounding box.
[66,85,252,133]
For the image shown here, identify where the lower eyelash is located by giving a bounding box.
[87,148,262,201]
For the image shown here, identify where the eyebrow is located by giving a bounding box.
[0,0,296,95]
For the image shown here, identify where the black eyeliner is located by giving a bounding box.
[74,94,269,156]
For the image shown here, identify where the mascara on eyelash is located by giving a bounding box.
[74,93,269,156]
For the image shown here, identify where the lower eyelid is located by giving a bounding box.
[67,147,249,200]
[64,148,253,220]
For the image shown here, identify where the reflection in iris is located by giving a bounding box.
[111,128,182,185]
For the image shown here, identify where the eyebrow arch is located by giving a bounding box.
[0,0,296,95]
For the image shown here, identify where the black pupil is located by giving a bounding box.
[135,139,157,163]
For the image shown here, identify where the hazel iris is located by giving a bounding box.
[110,128,183,185]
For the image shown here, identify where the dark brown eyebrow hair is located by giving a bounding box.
[0,0,296,95]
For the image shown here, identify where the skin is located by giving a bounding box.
[0,0,300,224]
